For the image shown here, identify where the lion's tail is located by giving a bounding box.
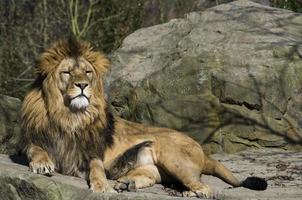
[203,157,267,191]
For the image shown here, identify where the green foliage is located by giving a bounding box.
[0,0,145,98]
[271,0,302,12]
[0,0,72,97]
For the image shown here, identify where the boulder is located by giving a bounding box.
[0,149,301,199]
[141,0,233,27]
[106,0,302,153]
[0,95,22,155]
[140,0,271,27]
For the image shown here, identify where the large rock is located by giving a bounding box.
[141,0,233,27]
[141,0,270,27]
[1,149,301,199]
[106,0,302,153]
[0,95,22,155]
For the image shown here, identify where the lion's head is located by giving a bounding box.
[22,39,110,133]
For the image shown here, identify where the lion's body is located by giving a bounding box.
[21,39,267,198]
[104,118,205,177]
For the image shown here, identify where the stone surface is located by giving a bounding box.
[0,95,22,155]
[106,0,302,153]
[0,149,301,200]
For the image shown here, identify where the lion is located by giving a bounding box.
[21,38,267,198]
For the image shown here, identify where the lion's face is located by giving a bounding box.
[56,57,96,111]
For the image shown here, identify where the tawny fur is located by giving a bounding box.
[22,39,267,197]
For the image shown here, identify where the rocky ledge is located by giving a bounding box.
[0,149,301,200]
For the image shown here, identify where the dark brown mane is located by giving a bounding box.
[87,107,115,161]
[67,36,82,58]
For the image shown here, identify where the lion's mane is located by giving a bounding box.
[21,39,114,176]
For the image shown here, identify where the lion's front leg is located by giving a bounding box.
[27,144,55,175]
[89,158,117,193]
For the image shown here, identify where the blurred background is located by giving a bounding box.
[0,0,301,99]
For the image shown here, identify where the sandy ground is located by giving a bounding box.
[0,149,301,199]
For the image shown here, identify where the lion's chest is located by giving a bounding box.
[48,132,97,177]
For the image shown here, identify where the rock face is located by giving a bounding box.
[141,0,233,27]
[0,95,22,155]
[106,0,302,153]
[141,0,271,27]
[1,149,301,200]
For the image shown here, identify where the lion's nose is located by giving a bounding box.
[75,83,88,90]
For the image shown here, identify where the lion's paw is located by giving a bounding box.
[29,157,55,175]
[114,179,136,192]
[90,181,117,193]
[183,185,216,199]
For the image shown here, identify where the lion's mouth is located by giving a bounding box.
[69,94,89,110]
[71,94,89,100]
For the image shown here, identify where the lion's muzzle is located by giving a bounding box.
[70,95,89,109]
[69,82,91,110]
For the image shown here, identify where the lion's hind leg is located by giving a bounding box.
[114,164,161,191]
[156,136,216,198]
[164,163,214,198]
[114,142,161,191]
[182,181,214,199]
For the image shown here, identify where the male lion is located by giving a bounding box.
[21,39,267,198]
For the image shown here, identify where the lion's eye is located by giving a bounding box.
[62,71,71,75]
[86,71,93,77]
